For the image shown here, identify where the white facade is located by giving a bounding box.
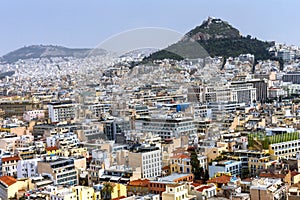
[142,149,162,178]
[17,158,41,178]
[46,133,79,149]
[23,110,45,122]
[198,155,208,170]
[270,139,300,159]
[140,116,196,139]
[162,183,196,200]
[48,102,76,123]
[129,147,162,179]
[209,160,242,178]
[230,83,256,104]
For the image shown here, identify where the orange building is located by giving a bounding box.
[127,179,150,196]
[207,174,231,191]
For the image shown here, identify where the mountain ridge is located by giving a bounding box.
[0,45,107,63]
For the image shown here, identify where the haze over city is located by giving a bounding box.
[2,1,300,200]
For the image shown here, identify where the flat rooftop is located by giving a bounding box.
[158,173,192,182]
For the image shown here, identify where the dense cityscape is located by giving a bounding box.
[1,8,300,200]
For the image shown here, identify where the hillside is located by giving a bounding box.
[1,45,107,63]
[144,17,275,62]
[184,17,241,40]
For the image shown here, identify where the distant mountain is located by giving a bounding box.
[144,17,276,63]
[1,45,107,63]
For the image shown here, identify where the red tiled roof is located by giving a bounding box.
[187,146,195,151]
[191,182,202,187]
[207,175,231,184]
[242,178,252,182]
[46,146,58,151]
[2,156,21,163]
[291,171,300,177]
[162,165,170,170]
[128,179,150,187]
[170,154,190,159]
[0,176,17,187]
[259,173,285,179]
[196,185,213,192]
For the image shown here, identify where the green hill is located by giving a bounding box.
[144,17,275,62]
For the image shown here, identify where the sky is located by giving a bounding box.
[0,0,300,56]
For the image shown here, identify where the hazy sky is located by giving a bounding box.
[0,0,299,56]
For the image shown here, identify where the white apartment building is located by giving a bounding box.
[270,139,300,159]
[128,145,162,179]
[1,155,21,177]
[23,110,45,122]
[188,83,256,104]
[17,158,41,178]
[46,132,79,149]
[230,83,256,104]
[87,103,111,118]
[37,156,78,186]
[48,101,76,123]
[208,160,242,178]
[204,85,232,103]
[139,115,196,139]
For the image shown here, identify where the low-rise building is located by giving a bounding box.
[269,139,300,159]
[149,173,194,196]
[37,156,78,185]
[189,183,217,200]
[23,110,45,122]
[208,160,242,178]
[48,185,101,200]
[288,183,300,200]
[162,183,196,200]
[2,155,21,177]
[0,176,18,200]
[250,178,287,200]
[127,179,150,196]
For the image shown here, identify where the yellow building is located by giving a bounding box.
[0,176,19,200]
[204,144,228,162]
[95,182,127,200]
[111,183,127,199]
[248,156,276,176]
[170,154,191,174]
[72,186,101,200]
[162,183,196,200]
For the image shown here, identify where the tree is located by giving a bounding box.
[241,168,250,179]
[204,169,209,182]
[101,182,114,200]
[190,150,201,180]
